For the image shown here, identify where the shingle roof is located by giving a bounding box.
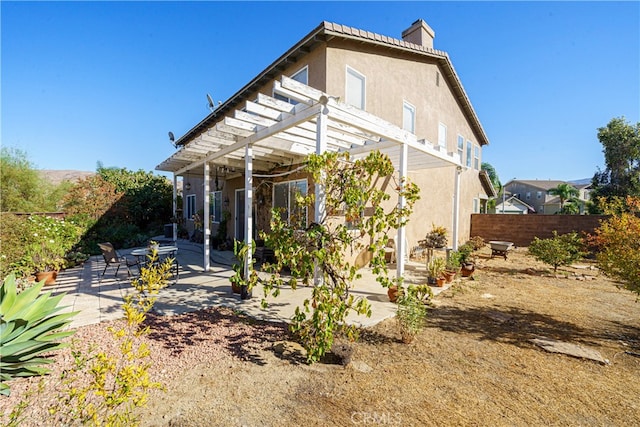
[507,180,569,191]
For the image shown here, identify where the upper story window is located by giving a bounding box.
[209,191,222,223]
[466,140,472,168]
[526,192,531,200]
[346,66,366,110]
[403,101,416,134]
[537,191,542,199]
[457,135,464,161]
[273,179,308,229]
[274,66,308,104]
[185,194,196,220]
[438,123,447,148]
[474,145,480,170]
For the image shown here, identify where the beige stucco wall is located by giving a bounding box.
[182,37,488,250]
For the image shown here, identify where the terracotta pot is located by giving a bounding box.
[436,277,445,287]
[231,283,242,294]
[443,270,456,283]
[387,286,399,303]
[35,271,58,285]
[461,263,475,277]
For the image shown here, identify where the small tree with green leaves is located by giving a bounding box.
[548,183,580,213]
[528,231,585,272]
[257,151,420,362]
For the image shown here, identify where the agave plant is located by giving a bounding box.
[0,274,78,396]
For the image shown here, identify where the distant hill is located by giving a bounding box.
[38,170,95,185]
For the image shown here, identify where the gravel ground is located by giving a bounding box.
[2,247,639,426]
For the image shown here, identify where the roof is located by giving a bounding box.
[496,195,536,212]
[170,20,489,149]
[505,179,568,191]
[479,170,498,198]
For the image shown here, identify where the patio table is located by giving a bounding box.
[131,246,179,283]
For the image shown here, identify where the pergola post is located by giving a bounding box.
[396,141,408,280]
[172,174,177,243]
[244,143,253,280]
[204,162,210,271]
[313,100,328,285]
[452,166,462,251]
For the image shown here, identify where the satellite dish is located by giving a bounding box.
[206,94,215,111]
[168,131,176,147]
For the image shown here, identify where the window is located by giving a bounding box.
[438,123,447,148]
[403,101,416,133]
[346,66,365,109]
[473,145,480,170]
[274,66,308,104]
[473,198,480,213]
[466,141,472,167]
[457,135,464,161]
[185,194,196,220]
[209,191,222,223]
[537,191,542,199]
[273,179,308,228]
[526,192,531,200]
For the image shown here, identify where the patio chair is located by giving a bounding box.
[98,242,137,278]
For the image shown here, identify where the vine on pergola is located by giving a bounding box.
[256,150,420,362]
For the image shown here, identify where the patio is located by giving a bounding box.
[45,239,449,330]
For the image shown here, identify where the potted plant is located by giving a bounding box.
[456,242,476,277]
[419,224,448,249]
[396,291,428,343]
[443,255,460,283]
[427,257,446,285]
[30,242,66,285]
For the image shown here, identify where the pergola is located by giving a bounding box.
[157,76,463,279]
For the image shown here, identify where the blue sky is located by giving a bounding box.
[2,1,638,184]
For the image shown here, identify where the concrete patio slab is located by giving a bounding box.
[44,239,450,330]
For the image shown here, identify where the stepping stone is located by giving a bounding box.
[530,337,609,365]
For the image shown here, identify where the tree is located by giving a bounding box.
[481,162,501,211]
[253,151,420,362]
[0,148,62,212]
[590,117,640,212]
[548,183,579,213]
[528,231,585,272]
[589,196,640,296]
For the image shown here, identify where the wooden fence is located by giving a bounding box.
[470,214,607,247]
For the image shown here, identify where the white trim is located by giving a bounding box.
[438,122,447,148]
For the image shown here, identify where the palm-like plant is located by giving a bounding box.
[549,183,580,212]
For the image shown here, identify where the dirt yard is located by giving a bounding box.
[2,246,639,426]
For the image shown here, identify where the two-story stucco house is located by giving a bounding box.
[157,19,493,275]
[502,179,590,214]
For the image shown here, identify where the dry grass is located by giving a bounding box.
[2,247,639,426]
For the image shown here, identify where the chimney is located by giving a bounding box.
[401,19,435,49]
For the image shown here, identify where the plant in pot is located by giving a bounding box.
[396,290,428,343]
[230,239,258,299]
[30,242,66,285]
[420,224,448,249]
[443,255,460,283]
[427,257,446,286]
[456,242,476,277]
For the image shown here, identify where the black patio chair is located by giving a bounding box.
[98,242,137,278]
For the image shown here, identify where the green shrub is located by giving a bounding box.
[528,231,585,272]
[0,274,78,396]
[396,291,428,343]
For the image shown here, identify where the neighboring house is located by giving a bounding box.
[157,19,493,271]
[494,196,535,214]
[502,179,590,214]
